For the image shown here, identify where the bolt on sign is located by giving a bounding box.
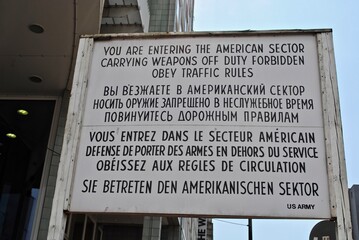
[64,30,348,219]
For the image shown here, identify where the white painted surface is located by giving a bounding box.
[69,33,331,218]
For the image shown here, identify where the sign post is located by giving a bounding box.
[47,30,352,240]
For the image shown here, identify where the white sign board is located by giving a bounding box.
[198,218,207,240]
[69,33,331,218]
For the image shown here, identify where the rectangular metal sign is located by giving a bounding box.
[69,33,331,218]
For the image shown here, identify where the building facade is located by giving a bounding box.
[0,1,208,240]
[350,185,359,240]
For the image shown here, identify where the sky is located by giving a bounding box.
[193,0,359,239]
